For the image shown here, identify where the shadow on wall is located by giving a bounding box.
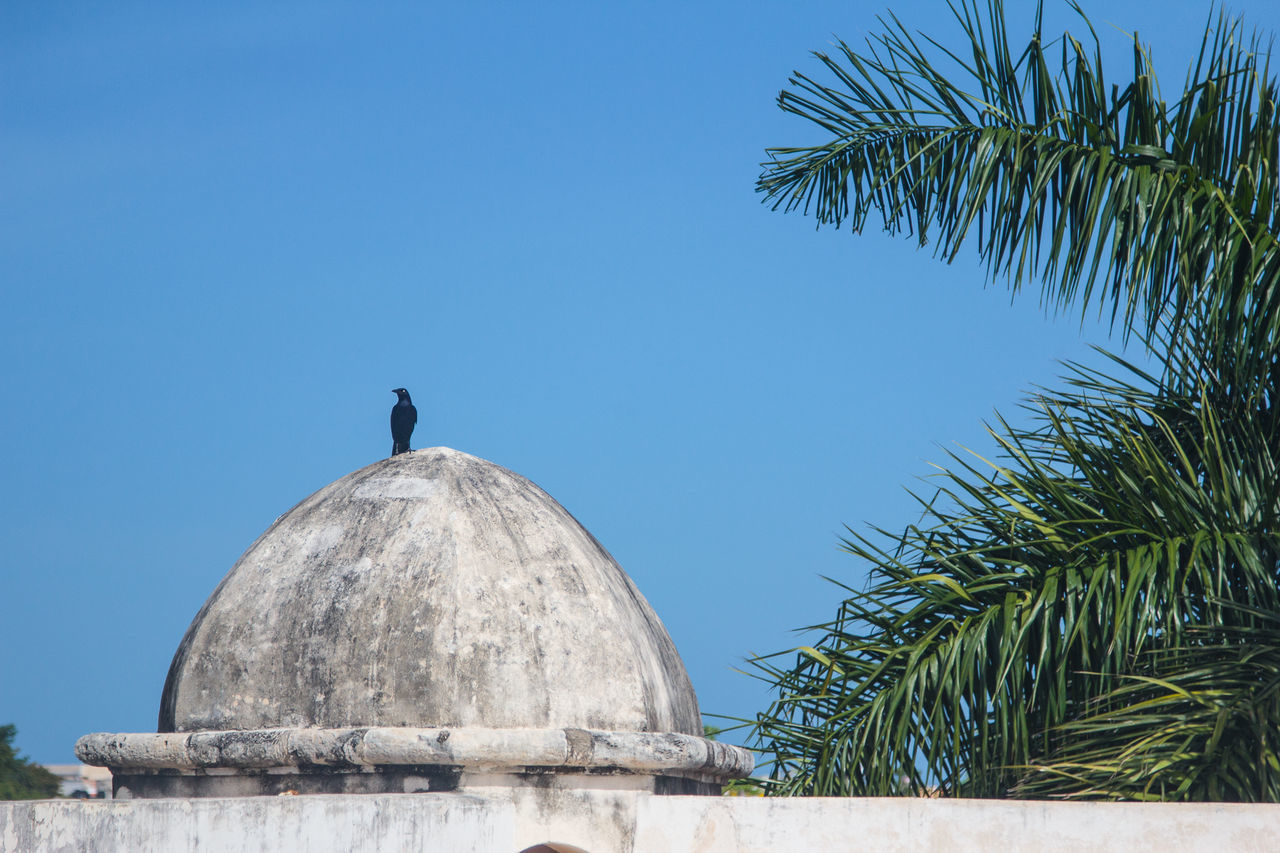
[521,845,590,853]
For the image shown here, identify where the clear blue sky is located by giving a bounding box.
[2,0,1273,763]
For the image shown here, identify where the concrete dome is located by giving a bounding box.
[158,447,701,736]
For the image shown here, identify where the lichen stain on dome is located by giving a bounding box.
[351,477,441,500]
[157,447,701,737]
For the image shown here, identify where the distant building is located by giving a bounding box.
[42,765,112,799]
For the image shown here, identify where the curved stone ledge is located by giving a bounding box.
[75,727,755,780]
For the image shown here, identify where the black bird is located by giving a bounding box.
[390,388,417,456]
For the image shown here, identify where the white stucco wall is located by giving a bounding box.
[6,791,1280,853]
[632,795,1280,852]
[0,794,511,853]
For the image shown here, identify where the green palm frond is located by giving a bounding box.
[1016,607,1280,801]
[747,323,1280,797]
[759,0,1280,342]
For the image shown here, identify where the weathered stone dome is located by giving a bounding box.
[158,447,701,735]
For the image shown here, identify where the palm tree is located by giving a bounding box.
[760,0,1280,345]
[748,1,1280,800]
[751,324,1280,798]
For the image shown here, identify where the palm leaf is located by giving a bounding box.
[759,0,1280,344]
[747,323,1280,796]
[1016,607,1280,801]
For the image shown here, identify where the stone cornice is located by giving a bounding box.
[76,727,755,781]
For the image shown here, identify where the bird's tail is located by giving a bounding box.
[392,442,409,456]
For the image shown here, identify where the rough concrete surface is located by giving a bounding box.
[0,794,511,853]
[77,726,753,776]
[158,448,701,736]
[632,795,1280,852]
[8,792,1280,853]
